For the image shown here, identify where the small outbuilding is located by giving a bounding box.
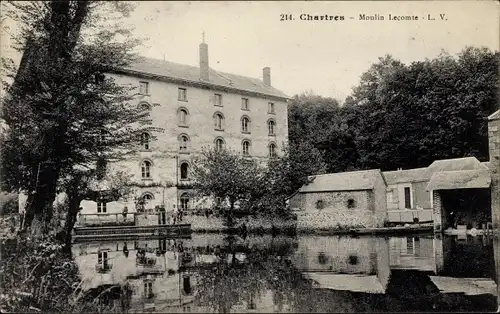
[290,169,387,230]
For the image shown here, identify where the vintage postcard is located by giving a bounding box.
[0,1,499,313]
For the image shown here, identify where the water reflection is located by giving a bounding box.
[72,233,499,313]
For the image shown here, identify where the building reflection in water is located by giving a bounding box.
[72,233,499,313]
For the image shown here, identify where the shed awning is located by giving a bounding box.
[426,169,491,191]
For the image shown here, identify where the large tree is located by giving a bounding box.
[349,48,499,170]
[288,47,499,173]
[191,143,326,217]
[1,1,150,234]
[191,148,265,214]
[259,142,327,214]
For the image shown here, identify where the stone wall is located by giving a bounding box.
[288,192,305,210]
[182,213,295,232]
[304,191,370,213]
[135,213,161,226]
[182,214,226,232]
[373,171,388,226]
[295,190,384,230]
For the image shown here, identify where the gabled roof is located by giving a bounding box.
[382,168,428,185]
[299,169,383,193]
[420,157,488,181]
[488,109,500,121]
[426,169,491,191]
[118,57,289,100]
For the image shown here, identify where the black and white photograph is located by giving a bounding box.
[0,0,499,312]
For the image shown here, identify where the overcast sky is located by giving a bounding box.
[2,1,499,100]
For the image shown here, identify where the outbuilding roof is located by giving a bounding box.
[488,109,500,120]
[299,169,383,193]
[426,169,491,191]
[382,168,428,185]
[117,57,290,100]
[420,157,488,181]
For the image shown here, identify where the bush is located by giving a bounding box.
[0,192,18,215]
[0,235,120,313]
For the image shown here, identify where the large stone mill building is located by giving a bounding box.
[18,40,290,217]
[90,40,290,215]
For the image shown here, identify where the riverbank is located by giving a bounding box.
[185,214,437,236]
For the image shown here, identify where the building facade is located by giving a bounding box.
[383,168,434,223]
[78,41,290,217]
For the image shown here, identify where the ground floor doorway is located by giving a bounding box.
[439,188,491,229]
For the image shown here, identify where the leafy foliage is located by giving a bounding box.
[191,148,265,211]
[258,142,327,214]
[0,1,149,233]
[0,191,18,215]
[289,47,499,172]
[0,233,121,313]
[191,144,325,217]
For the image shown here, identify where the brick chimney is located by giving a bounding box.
[263,67,271,87]
[199,35,209,81]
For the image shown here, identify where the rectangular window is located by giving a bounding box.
[241,98,249,110]
[97,201,107,213]
[406,237,414,254]
[214,93,222,106]
[97,251,109,269]
[178,88,187,101]
[268,102,275,114]
[404,187,411,209]
[139,81,149,95]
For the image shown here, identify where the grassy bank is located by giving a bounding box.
[0,217,128,313]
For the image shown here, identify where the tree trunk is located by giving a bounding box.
[22,163,60,234]
[226,198,236,227]
[62,196,82,252]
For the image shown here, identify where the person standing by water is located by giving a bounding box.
[173,204,178,225]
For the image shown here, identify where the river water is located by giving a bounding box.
[73,233,499,313]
